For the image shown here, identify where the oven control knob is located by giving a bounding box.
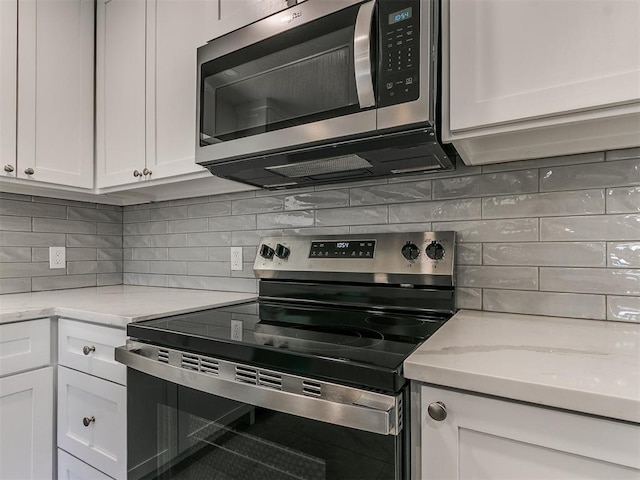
[259,244,275,259]
[401,242,420,261]
[275,244,290,259]
[425,241,445,261]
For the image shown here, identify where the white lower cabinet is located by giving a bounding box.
[58,449,113,480]
[417,385,640,480]
[0,318,53,480]
[57,366,127,479]
[0,367,54,480]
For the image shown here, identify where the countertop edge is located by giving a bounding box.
[404,309,640,425]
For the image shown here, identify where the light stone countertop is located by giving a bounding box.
[405,310,640,424]
[0,285,257,327]
[2,289,638,423]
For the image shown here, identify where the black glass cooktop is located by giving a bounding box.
[127,301,449,392]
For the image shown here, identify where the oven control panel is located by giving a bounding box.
[309,240,376,259]
[254,231,455,286]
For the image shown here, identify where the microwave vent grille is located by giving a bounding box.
[266,155,372,178]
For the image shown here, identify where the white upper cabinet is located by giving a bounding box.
[96,0,147,188]
[443,0,640,165]
[216,0,289,38]
[0,0,17,178]
[145,0,213,179]
[1,0,93,188]
[97,0,214,189]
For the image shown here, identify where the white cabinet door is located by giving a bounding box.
[58,366,127,479]
[16,0,94,188]
[419,385,640,480]
[217,0,287,37]
[58,449,114,480]
[0,0,17,178]
[145,0,210,180]
[0,367,54,480]
[448,0,640,132]
[96,0,147,188]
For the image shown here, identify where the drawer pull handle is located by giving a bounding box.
[24,167,34,175]
[82,345,96,355]
[133,169,143,177]
[4,164,14,172]
[83,416,95,427]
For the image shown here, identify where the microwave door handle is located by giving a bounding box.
[353,0,376,108]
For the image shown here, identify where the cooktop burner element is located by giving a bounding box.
[260,324,385,351]
[365,315,425,327]
[127,231,456,393]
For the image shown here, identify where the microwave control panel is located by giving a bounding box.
[378,0,420,108]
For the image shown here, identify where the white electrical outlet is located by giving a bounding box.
[231,246,243,271]
[230,320,243,341]
[49,246,65,269]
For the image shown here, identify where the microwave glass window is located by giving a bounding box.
[199,5,366,145]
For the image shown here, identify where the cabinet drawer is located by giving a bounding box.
[58,366,126,479]
[58,319,126,385]
[0,318,50,376]
[58,449,113,480]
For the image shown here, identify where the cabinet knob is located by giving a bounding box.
[133,169,143,177]
[3,164,14,173]
[83,416,95,427]
[427,401,447,421]
[142,168,152,176]
[82,345,96,356]
[24,167,34,175]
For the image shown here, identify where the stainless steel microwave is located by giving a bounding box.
[196,0,456,189]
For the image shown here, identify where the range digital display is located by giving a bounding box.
[309,241,376,259]
[389,7,412,25]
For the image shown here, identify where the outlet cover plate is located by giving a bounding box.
[49,246,65,269]
[231,247,243,271]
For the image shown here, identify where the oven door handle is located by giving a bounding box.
[353,0,376,108]
[115,342,401,436]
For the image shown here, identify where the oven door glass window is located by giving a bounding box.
[199,4,373,145]
[128,369,401,480]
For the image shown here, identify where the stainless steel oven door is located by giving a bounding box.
[196,0,378,164]
[117,342,407,479]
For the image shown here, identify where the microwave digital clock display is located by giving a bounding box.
[389,7,412,25]
[309,241,376,259]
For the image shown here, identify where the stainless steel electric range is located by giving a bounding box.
[116,231,456,480]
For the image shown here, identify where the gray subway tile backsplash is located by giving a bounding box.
[540,214,640,241]
[1,147,638,321]
[482,190,605,219]
[483,242,606,267]
[606,186,640,214]
[607,295,640,323]
[608,242,640,268]
[539,158,640,192]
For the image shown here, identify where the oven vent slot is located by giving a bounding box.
[258,371,282,390]
[235,366,258,385]
[200,357,219,376]
[158,348,169,364]
[181,353,200,371]
[235,366,282,390]
[302,380,322,397]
